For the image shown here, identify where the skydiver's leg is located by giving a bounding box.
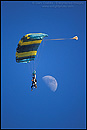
[31,85,33,91]
[34,84,37,89]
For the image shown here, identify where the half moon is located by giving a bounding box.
[42,75,58,92]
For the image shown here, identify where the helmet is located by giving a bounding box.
[32,70,36,75]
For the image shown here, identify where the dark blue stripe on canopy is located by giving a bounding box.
[16,43,40,53]
[21,37,42,42]
[16,55,36,61]
[16,58,34,63]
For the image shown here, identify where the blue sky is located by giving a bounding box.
[1,1,86,129]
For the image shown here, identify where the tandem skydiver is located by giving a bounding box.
[31,70,37,91]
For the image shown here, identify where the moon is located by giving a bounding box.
[42,75,58,92]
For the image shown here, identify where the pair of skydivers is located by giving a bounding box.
[31,70,37,91]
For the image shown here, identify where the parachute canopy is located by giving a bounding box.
[16,33,48,63]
